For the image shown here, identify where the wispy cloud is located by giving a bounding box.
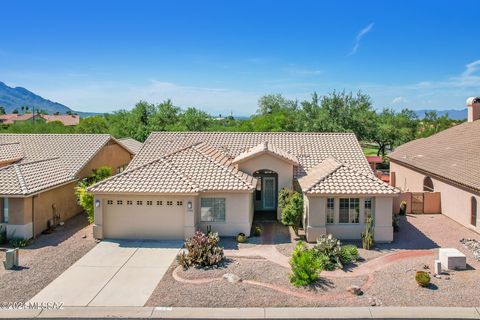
[349,22,374,56]
[391,96,407,104]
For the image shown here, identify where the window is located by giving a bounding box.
[364,198,374,220]
[2,198,9,224]
[127,200,133,205]
[166,201,173,206]
[339,198,359,223]
[157,200,163,206]
[471,197,477,226]
[147,201,153,206]
[136,200,143,205]
[107,200,113,205]
[116,200,123,205]
[201,198,226,222]
[177,201,183,206]
[423,177,434,192]
[326,198,334,224]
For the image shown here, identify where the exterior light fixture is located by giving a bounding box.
[95,199,101,208]
[187,201,193,210]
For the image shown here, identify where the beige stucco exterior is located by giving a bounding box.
[391,161,480,233]
[92,191,254,240]
[304,195,394,243]
[0,140,133,239]
[236,153,293,219]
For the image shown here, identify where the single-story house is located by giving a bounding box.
[0,134,134,239]
[89,132,398,243]
[0,113,80,126]
[389,97,480,233]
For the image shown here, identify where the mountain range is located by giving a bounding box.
[0,80,469,120]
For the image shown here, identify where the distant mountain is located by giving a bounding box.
[414,108,467,121]
[0,81,96,117]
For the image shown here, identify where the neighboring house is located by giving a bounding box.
[389,97,480,233]
[0,134,134,239]
[0,113,80,126]
[117,137,143,155]
[89,132,397,242]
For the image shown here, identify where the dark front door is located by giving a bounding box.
[262,176,276,210]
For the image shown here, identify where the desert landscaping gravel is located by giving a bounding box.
[0,214,96,303]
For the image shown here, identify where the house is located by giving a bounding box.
[0,113,80,126]
[117,137,143,155]
[388,97,480,233]
[0,134,134,239]
[89,132,397,242]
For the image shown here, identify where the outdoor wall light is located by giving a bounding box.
[187,201,193,210]
[95,199,101,208]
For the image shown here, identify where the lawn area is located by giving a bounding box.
[362,147,379,156]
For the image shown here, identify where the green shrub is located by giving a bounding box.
[278,187,294,211]
[253,225,263,237]
[9,237,30,248]
[236,232,247,243]
[314,234,342,270]
[415,271,430,287]
[75,166,113,224]
[340,245,359,264]
[177,231,224,269]
[399,201,407,215]
[392,213,400,232]
[290,242,324,286]
[281,192,304,235]
[0,225,7,244]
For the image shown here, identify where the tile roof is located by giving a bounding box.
[0,158,74,195]
[298,157,398,195]
[0,134,125,196]
[388,120,480,192]
[41,114,80,126]
[117,137,143,154]
[129,132,371,178]
[232,141,299,165]
[0,142,24,163]
[89,142,256,194]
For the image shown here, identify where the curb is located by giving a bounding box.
[0,306,479,319]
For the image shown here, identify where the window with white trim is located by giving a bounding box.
[127,200,133,205]
[200,198,226,222]
[157,200,163,206]
[326,198,334,224]
[339,198,359,223]
[177,201,183,206]
[1,198,9,224]
[107,200,113,205]
[167,201,173,206]
[136,200,143,205]
[147,201,153,206]
[116,200,123,205]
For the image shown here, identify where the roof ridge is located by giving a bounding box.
[13,164,28,194]
[191,143,255,189]
[303,157,343,193]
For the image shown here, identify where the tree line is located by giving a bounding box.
[0,91,461,156]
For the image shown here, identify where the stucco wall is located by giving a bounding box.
[78,141,132,179]
[237,153,293,219]
[197,192,254,237]
[305,195,393,242]
[390,161,480,233]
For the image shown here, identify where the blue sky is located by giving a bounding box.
[1,0,479,115]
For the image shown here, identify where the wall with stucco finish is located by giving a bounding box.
[78,141,132,178]
[237,153,293,219]
[390,161,480,233]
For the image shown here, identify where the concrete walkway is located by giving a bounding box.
[29,240,181,307]
[2,306,480,319]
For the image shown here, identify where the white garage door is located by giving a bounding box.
[103,198,185,240]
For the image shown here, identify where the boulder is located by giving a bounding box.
[347,285,363,296]
[223,273,242,283]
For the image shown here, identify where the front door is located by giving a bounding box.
[262,177,276,210]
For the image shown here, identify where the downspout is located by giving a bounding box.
[31,196,35,238]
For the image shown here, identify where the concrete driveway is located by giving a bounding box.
[29,240,182,307]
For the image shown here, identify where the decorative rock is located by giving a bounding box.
[368,298,376,306]
[347,285,363,296]
[223,273,242,283]
[445,276,450,280]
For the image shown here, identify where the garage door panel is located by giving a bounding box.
[103,202,184,240]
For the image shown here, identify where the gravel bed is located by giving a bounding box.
[148,257,370,307]
[0,214,96,303]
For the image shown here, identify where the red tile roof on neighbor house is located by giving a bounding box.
[0,113,80,126]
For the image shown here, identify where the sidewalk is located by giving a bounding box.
[1,306,480,319]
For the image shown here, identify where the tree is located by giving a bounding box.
[0,106,5,115]
[75,166,113,223]
[148,100,180,132]
[281,192,304,235]
[180,107,210,131]
[76,116,109,134]
[12,109,18,114]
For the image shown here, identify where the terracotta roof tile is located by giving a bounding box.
[117,137,143,154]
[0,142,24,163]
[89,142,256,194]
[41,114,80,126]
[232,141,299,165]
[388,120,480,191]
[298,157,398,195]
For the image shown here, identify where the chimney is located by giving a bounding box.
[467,97,480,122]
